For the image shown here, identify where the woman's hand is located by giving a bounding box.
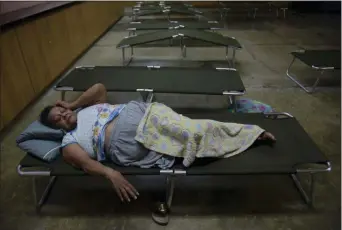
[55,100,73,110]
[106,170,139,202]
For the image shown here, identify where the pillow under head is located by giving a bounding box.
[16,120,65,162]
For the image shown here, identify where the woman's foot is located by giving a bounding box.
[152,202,169,226]
[257,131,276,142]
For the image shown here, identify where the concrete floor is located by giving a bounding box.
[0,11,341,230]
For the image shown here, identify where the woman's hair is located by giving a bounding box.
[39,105,59,129]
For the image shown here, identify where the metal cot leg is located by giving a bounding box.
[146,92,154,103]
[122,48,126,65]
[291,173,315,207]
[232,48,236,67]
[180,37,186,58]
[166,176,175,208]
[225,46,229,61]
[282,8,287,19]
[286,57,324,93]
[225,47,236,67]
[139,91,154,103]
[61,91,66,101]
[253,8,258,19]
[183,45,187,58]
[140,91,148,102]
[232,96,237,112]
[228,95,237,112]
[126,47,134,66]
[310,70,324,93]
[33,176,57,212]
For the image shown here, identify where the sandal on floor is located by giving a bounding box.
[151,202,169,226]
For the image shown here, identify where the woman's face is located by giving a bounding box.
[48,106,77,131]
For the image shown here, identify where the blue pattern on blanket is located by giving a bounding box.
[228,99,274,113]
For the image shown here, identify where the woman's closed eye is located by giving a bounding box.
[52,114,61,122]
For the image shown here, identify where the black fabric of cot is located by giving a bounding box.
[135,37,224,48]
[19,112,328,176]
[132,6,162,11]
[20,154,161,176]
[128,22,223,30]
[182,29,242,48]
[171,8,202,15]
[137,2,191,7]
[292,50,341,69]
[128,59,229,68]
[56,66,245,94]
[130,18,203,23]
[134,9,164,16]
[117,30,242,48]
[173,111,328,175]
[133,5,195,12]
[117,30,175,48]
[135,8,200,17]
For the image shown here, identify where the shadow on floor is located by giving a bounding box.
[30,174,319,217]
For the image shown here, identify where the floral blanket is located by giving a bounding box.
[135,103,265,167]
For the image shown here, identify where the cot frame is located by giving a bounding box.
[131,8,203,22]
[132,4,200,14]
[126,20,223,37]
[119,33,240,68]
[286,50,338,93]
[54,66,245,112]
[17,112,331,212]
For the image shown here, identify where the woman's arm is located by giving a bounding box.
[57,83,107,110]
[62,143,138,202]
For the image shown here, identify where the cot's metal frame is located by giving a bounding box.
[126,20,222,37]
[17,112,331,212]
[54,66,244,111]
[131,8,202,23]
[132,5,201,14]
[119,34,241,68]
[286,52,337,94]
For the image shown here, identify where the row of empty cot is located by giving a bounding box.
[115,25,340,93]
[130,1,289,20]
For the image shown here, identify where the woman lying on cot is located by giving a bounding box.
[40,83,276,203]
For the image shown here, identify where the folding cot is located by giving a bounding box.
[134,1,192,7]
[54,66,245,111]
[17,111,331,212]
[286,49,341,93]
[130,8,203,22]
[132,2,198,12]
[116,30,242,66]
[133,1,195,10]
[125,21,223,36]
[217,1,277,19]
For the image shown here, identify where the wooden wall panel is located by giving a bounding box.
[63,3,87,60]
[0,30,36,129]
[15,22,51,94]
[96,3,110,31]
[17,13,68,85]
[80,2,103,47]
[108,2,129,22]
[0,1,131,132]
[41,11,72,81]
